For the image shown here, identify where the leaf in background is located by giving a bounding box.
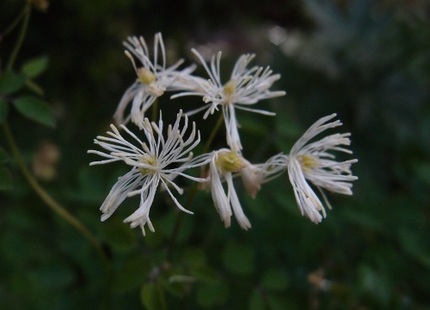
[196,280,229,308]
[13,96,55,127]
[222,241,256,276]
[248,291,266,310]
[21,56,49,79]
[0,146,10,163]
[140,282,167,310]
[399,227,430,269]
[261,269,289,291]
[0,71,26,94]
[0,99,8,124]
[0,166,13,190]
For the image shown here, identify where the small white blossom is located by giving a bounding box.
[172,49,286,151]
[88,110,205,235]
[195,149,252,230]
[114,33,195,126]
[286,114,358,224]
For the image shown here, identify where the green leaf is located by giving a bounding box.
[222,241,256,276]
[248,291,266,310]
[0,147,10,163]
[0,166,13,190]
[0,99,8,124]
[0,71,26,94]
[261,269,289,291]
[140,282,167,310]
[196,281,229,308]
[21,56,49,78]
[13,96,55,127]
[114,255,150,293]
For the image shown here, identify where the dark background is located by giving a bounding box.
[1,0,430,308]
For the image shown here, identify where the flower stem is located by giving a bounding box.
[5,2,31,72]
[165,113,224,260]
[203,113,224,152]
[2,123,110,267]
[1,4,27,41]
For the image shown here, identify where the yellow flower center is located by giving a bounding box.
[137,67,156,85]
[223,79,237,104]
[139,153,157,175]
[298,154,319,171]
[216,151,246,173]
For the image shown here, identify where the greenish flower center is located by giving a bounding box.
[223,79,237,104]
[216,151,246,173]
[139,153,157,175]
[298,154,318,171]
[137,67,156,85]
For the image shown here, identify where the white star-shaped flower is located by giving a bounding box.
[114,33,195,126]
[172,49,286,151]
[286,114,358,223]
[88,110,206,235]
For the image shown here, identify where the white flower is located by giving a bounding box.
[172,49,286,151]
[286,114,358,224]
[114,33,195,126]
[202,149,253,230]
[88,110,205,235]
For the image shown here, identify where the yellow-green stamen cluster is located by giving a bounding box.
[298,154,319,171]
[216,150,247,173]
[223,79,237,104]
[139,153,157,174]
[137,67,156,85]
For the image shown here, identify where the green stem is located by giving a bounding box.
[2,123,109,267]
[203,113,224,152]
[1,5,27,40]
[5,2,31,72]
[165,113,225,260]
[151,99,159,121]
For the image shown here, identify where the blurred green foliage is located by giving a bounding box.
[1,0,430,309]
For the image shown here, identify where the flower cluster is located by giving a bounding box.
[88,32,358,235]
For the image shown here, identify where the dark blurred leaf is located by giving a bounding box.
[114,255,150,293]
[196,280,229,308]
[222,241,256,276]
[140,282,167,310]
[29,262,75,289]
[0,71,26,94]
[0,99,8,124]
[183,247,206,267]
[13,96,55,127]
[0,166,12,190]
[0,146,10,163]
[249,291,266,310]
[412,162,430,186]
[103,217,136,253]
[267,294,292,310]
[261,269,289,291]
[189,264,218,284]
[21,56,49,78]
[399,227,430,269]
[357,265,391,307]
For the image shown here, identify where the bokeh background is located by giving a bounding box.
[1,0,430,308]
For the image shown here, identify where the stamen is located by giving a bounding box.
[298,154,319,171]
[139,153,157,174]
[216,150,247,173]
[137,67,156,85]
[223,79,237,104]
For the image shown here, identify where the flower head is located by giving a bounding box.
[88,110,205,235]
[201,149,252,230]
[286,114,358,223]
[173,49,286,151]
[114,33,195,126]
